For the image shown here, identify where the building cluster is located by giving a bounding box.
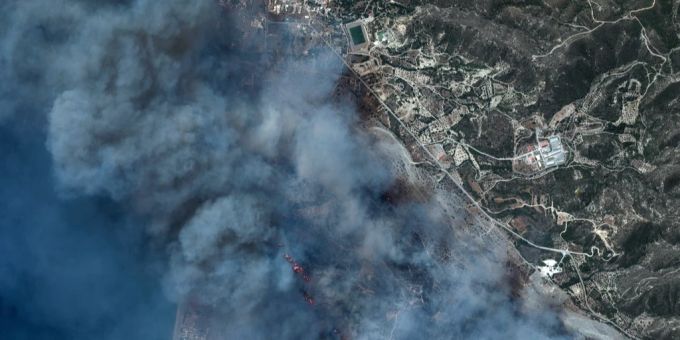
[267,0,306,16]
[537,259,563,278]
[513,134,567,174]
[267,0,330,17]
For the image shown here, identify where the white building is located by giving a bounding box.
[538,135,567,168]
[537,259,563,278]
[513,134,567,175]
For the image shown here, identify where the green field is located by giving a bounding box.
[349,26,366,45]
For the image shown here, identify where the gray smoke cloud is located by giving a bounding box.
[1,0,573,339]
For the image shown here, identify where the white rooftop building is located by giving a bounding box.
[538,135,567,168]
[537,259,563,278]
[513,134,568,175]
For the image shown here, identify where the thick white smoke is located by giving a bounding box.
[1,0,573,338]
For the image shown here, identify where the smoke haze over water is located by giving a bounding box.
[1,1,573,339]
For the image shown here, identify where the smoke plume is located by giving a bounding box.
[0,0,573,339]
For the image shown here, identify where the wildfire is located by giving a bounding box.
[283,253,315,306]
[303,291,315,305]
[283,253,311,282]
